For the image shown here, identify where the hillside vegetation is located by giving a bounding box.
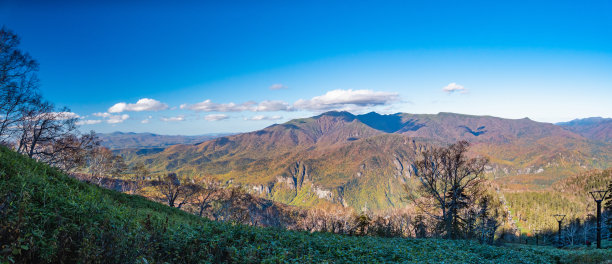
[124,111,612,211]
[558,117,612,143]
[2,146,611,263]
[503,169,612,234]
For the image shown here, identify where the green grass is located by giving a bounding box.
[1,146,611,263]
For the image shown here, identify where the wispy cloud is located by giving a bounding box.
[161,115,185,122]
[253,100,293,111]
[204,114,229,121]
[108,98,168,113]
[245,115,282,121]
[93,112,112,118]
[55,112,80,120]
[181,89,399,114]
[36,112,80,121]
[76,119,102,125]
[442,82,467,94]
[141,115,153,124]
[293,89,399,111]
[92,112,130,124]
[181,100,292,112]
[181,100,254,112]
[269,83,287,90]
[31,112,80,122]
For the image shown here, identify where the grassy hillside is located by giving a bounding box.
[1,146,610,263]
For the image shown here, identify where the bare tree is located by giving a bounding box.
[157,173,181,207]
[407,141,488,239]
[213,186,251,223]
[128,161,150,194]
[0,27,40,144]
[194,178,220,217]
[110,155,127,179]
[565,218,581,246]
[177,183,201,209]
[43,130,99,172]
[156,173,200,208]
[15,98,79,160]
[0,27,92,174]
[88,146,113,184]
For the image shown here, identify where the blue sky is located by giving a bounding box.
[1,0,611,135]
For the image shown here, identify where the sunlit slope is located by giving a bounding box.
[131,111,612,210]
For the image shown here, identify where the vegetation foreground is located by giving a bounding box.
[1,146,611,263]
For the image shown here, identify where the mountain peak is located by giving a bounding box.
[315,111,356,120]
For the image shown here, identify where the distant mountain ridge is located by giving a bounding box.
[557,117,612,143]
[124,111,612,210]
[99,131,232,149]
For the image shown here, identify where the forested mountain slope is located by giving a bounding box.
[558,117,612,143]
[127,111,612,210]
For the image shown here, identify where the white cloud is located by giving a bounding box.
[108,98,168,113]
[293,89,399,111]
[182,89,398,114]
[181,100,255,112]
[107,114,129,124]
[91,112,129,124]
[442,82,467,93]
[182,100,292,112]
[93,112,112,118]
[204,114,229,121]
[161,115,185,122]
[32,112,80,121]
[55,112,80,120]
[246,115,283,121]
[76,119,102,125]
[269,83,287,90]
[253,100,293,111]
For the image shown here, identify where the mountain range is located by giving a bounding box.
[120,111,612,211]
[98,131,231,150]
[557,117,612,143]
